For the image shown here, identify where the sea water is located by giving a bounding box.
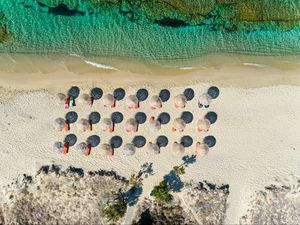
[1,0,300,67]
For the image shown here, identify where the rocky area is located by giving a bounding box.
[0,165,128,225]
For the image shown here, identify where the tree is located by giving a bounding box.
[173,165,185,175]
[129,173,143,187]
[102,198,127,222]
[150,181,173,203]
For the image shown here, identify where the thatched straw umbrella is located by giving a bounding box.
[195,142,209,157]
[198,93,212,108]
[123,143,136,156]
[53,142,64,154]
[149,117,161,132]
[172,142,185,155]
[172,118,186,132]
[56,93,66,105]
[126,95,138,109]
[53,118,65,131]
[77,119,89,132]
[149,95,162,110]
[78,93,90,105]
[147,142,160,155]
[197,119,211,132]
[100,118,113,132]
[77,142,89,155]
[174,94,187,108]
[125,118,138,133]
[99,143,114,157]
[103,93,115,108]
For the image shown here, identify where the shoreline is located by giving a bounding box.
[1,53,300,90]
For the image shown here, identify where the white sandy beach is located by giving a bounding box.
[0,55,300,224]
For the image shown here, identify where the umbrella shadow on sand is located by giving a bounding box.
[64,134,77,146]
[87,135,100,147]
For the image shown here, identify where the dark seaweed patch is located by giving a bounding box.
[38,2,84,16]
[155,17,188,27]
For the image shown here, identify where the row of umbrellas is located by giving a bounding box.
[54,111,218,133]
[53,134,216,157]
[57,86,220,109]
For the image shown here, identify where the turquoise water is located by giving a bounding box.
[1,0,300,64]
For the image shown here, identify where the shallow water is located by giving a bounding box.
[1,0,300,67]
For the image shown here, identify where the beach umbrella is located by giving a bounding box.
[123,143,136,156]
[181,111,194,124]
[103,93,115,108]
[183,88,195,101]
[149,95,162,109]
[100,118,113,132]
[174,94,187,108]
[90,87,103,100]
[207,86,220,99]
[135,112,147,124]
[158,112,170,124]
[181,135,193,147]
[111,112,124,132]
[126,95,138,109]
[78,93,90,105]
[172,142,185,155]
[149,117,161,132]
[99,143,114,156]
[205,112,218,124]
[64,134,77,146]
[172,118,186,132]
[132,136,146,148]
[196,142,209,157]
[77,142,89,155]
[53,142,64,154]
[77,118,89,132]
[56,93,66,104]
[113,88,125,101]
[53,118,65,131]
[65,111,78,123]
[125,118,138,132]
[197,119,211,132]
[87,135,100,147]
[156,135,168,148]
[198,93,212,108]
[159,89,170,102]
[203,136,217,148]
[147,142,160,155]
[110,136,123,149]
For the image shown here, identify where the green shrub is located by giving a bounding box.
[102,198,127,222]
[173,166,185,175]
[150,181,173,203]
